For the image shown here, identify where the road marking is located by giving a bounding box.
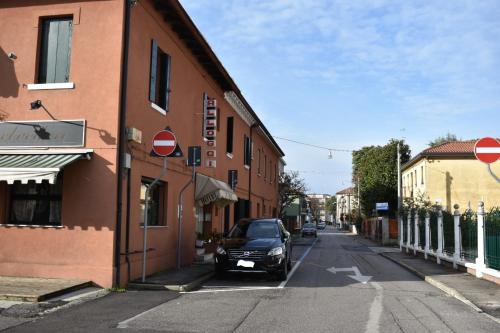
[117,302,169,329]
[278,238,318,288]
[327,266,372,284]
[180,286,279,294]
[365,281,383,333]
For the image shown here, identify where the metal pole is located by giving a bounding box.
[397,142,401,246]
[142,157,168,283]
[177,150,196,269]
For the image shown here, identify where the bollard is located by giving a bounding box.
[406,212,411,253]
[437,206,443,264]
[453,204,461,269]
[425,212,430,260]
[476,202,486,278]
[414,211,419,255]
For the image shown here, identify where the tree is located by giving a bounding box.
[352,139,411,217]
[428,133,459,147]
[308,197,321,221]
[325,196,337,220]
[278,171,307,219]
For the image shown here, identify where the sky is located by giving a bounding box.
[179,0,500,194]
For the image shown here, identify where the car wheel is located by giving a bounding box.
[214,264,226,279]
[277,259,288,281]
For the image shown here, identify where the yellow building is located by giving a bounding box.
[402,141,500,212]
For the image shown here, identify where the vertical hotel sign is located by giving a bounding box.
[203,93,217,167]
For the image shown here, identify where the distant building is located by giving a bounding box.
[402,141,500,211]
[307,193,333,222]
[335,187,357,223]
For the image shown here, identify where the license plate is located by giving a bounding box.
[237,260,255,268]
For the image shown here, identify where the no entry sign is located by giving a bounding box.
[152,130,177,157]
[474,137,500,164]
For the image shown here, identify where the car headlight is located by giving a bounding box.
[268,246,283,256]
[216,246,226,255]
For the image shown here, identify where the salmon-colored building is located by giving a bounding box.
[0,0,284,287]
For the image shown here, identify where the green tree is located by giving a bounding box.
[428,133,459,147]
[278,171,307,219]
[325,196,337,219]
[352,139,411,217]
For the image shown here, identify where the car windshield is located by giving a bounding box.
[303,223,316,228]
[228,221,280,239]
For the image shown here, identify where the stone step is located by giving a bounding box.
[194,253,214,264]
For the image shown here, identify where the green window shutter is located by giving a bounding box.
[164,53,171,111]
[38,17,72,84]
[149,39,158,102]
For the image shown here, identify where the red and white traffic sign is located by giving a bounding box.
[152,130,177,157]
[474,137,500,164]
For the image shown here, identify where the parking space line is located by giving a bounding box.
[278,238,318,288]
[180,286,279,294]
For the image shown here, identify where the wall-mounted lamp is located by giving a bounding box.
[7,52,17,60]
[328,150,333,159]
[30,100,42,110]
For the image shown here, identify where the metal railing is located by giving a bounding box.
[442,211,455,256]
[485,208,500,270]
[460,210,477,261]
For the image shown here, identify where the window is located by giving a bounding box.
[9,178,63,226]
[415,170,417,186]
[257,149,261,174]
[140,177,167,226]
[421,166,424,184]
[38,17,73,84]
[226,117,234,154]
[264,155,267,179]
[149,40,172,111]
[244,135,252,166]
[257,203,261,217]
[269,160,272,183]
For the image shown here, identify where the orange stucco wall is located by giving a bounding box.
[0,0,124,287]
[0,0,282,287]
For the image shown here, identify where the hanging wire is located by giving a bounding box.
[273,136,353,153]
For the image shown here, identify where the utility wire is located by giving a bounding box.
[273,136,353,153]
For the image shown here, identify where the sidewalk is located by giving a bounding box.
[355,236,500,322]
[128,264,214,292]
[0,276,92,302]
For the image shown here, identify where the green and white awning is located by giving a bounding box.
[195,173,238,207]
[0,149,93,184]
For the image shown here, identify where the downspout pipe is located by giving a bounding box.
[115,0,132,287]
[248,123,258,217]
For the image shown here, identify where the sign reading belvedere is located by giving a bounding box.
[0,120,85,147]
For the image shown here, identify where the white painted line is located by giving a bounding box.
[476,147,500,153]
[153,140,175,146]
[365,281,383,333]
[278,238,318,288]
[181,286,279,294]
[117,302,168,329]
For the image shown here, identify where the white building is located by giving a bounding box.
[335,187,357,225]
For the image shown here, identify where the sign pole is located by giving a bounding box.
[141,156,168,283]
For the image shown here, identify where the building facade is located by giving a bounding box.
[0,0,284,287]
[335,187,357,224]
[402,141,499,211]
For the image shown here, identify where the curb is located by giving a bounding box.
[128,271,214,292]
[379,252,500,327]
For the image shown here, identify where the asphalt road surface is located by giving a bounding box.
[6,227,499,333]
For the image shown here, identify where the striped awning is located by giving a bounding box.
[0,149,93,184]
[195,173,238,207]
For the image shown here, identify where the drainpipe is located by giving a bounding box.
[248,123,258,217]
[114,0,132,287]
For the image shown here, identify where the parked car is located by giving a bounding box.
[317,221,326,230]
[214,218,292,281]
[301,223,317,237]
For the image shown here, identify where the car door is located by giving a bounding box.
[278,221,291,255]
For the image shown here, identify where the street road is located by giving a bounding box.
[5,227,499,332]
